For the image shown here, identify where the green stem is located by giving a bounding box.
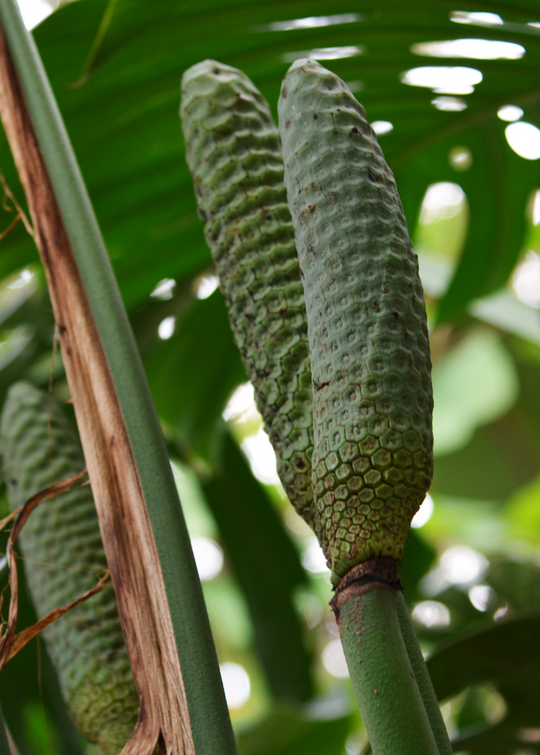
[396,592,453,755]
[0,3,235,753]
[337,587,439,755]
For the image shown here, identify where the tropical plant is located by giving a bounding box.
[0,1,540,754]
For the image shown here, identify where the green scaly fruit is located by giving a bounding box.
[278,59,434,585]
[180,60,315,526]
[1,382,139,754]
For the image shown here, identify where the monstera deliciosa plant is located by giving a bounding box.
[0,1,539,755]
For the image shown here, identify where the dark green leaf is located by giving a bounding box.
[0,0,536,317]
[433,422,530,501]
[399,528,436,602]
[395,124,537,324]
[203,433,313,703]
[486,558,540,612]
[428,611,540,754]
[237,707,351,755]
[146,290,246,460]
[433,337,540,503]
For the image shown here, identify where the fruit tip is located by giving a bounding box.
[181,59,242,91]
[285,57,326,75]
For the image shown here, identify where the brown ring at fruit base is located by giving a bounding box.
[330,557,403,625]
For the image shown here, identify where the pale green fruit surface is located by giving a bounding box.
[181,60,315,524]
[279,59,433,585]
[1,382,139,754]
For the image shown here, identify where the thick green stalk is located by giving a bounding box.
[0,3,235,753]
[396,592,453,755]
[332,573,439,755]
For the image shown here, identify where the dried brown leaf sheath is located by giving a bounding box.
[0,470,110,668]
[0,28,194,755]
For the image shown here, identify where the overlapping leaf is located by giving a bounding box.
[428,611,540,754]
[203,434,313,703]
[237,707,352,755]
[145,290,246,460]
[1,0,539,319]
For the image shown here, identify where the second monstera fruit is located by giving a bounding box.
[180,60,316,528]
[1,382,139,754]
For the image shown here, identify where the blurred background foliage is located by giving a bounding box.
[1,0,540,753]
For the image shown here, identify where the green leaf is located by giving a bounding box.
[427,611,540,754]
[432,336,540,506]
[505,471,540,543]
[399,528,436,602]
[395,125,537,324]
[486,558,540,612]
[436,126,538,323]
[432,328,519,457]
[0,0,537,319]
[422,495,508,552]
[433,426,524,502]
[203,433,313,703]
[237,707,351,755]
[146,290,246,460]
[0,292,59,408]
[418,253,540,346]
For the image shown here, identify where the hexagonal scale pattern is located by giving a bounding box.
[279,59,433,584]
[181,60,315,524]
[1,383,139,754]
